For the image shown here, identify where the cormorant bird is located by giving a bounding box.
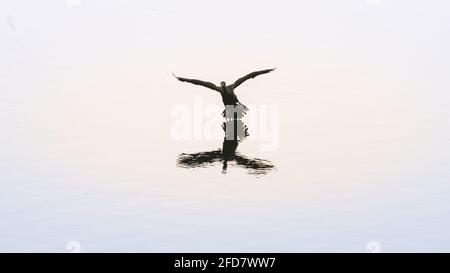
[173,68,276,111]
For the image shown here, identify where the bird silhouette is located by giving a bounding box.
[173,68,275,115]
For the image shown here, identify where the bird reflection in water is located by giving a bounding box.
[177,118,275,176]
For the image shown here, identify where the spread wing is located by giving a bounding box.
[173,74,219,92]
[232,68,276,89]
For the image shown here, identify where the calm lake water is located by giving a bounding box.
[1,0,450,252]
[2,83,450,252]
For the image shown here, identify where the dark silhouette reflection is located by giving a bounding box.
[177,119,275,176]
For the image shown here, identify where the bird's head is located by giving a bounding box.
[220,81,226,87]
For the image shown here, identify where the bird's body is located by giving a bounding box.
[173,68,275,111]
[219,84,239,106]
